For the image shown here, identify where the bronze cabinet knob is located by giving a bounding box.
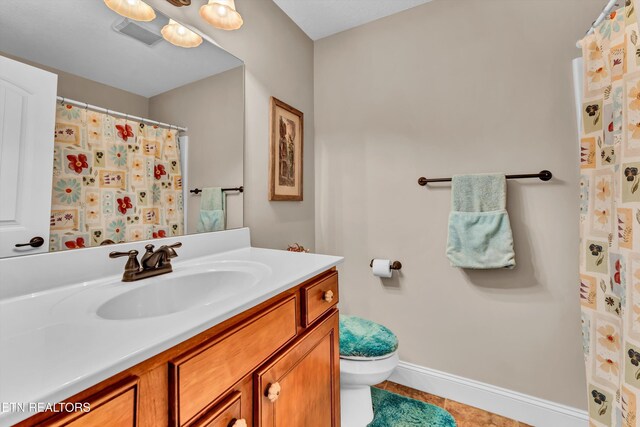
[15,236,45,248]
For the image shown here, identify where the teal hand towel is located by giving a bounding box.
[446,173,515,269]
[451,174,505,212]
[196,187,226,232]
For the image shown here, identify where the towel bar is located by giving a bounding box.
[418,170,552,186]
[190,186,244,195]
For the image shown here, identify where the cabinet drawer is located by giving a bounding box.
[170,295,298,426]
[301,271,338,327]
[39,377,138,427]
[190,391,243,427]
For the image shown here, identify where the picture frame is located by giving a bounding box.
[269,97,303,201]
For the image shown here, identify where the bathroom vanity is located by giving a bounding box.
[0,229,343,426]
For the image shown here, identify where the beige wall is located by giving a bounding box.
[147,0,315,251]
[314,0,603,409]
[149,67,244,233]
[55,69,149,118]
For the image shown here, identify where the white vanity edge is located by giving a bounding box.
[0,228,252,300]
[0,228,344,426]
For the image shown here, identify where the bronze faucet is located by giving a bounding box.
[110,242,182,282]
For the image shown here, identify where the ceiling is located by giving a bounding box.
[0,0,242,98]
[272,0,433,40]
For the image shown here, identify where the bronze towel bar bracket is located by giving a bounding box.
[190,186,244,195]
[417,170,552,186]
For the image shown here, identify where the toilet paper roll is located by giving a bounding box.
[372,259,393,278]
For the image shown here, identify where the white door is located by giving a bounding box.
[0,55,57,257]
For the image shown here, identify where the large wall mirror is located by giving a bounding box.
[0,0,244,258]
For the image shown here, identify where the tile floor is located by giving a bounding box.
[374,381,533,427]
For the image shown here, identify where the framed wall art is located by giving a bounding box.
[269,97,303,201]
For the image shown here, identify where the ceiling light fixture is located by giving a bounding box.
[104,0,156,22]
[199,0,243,31]
[161,19,203,48]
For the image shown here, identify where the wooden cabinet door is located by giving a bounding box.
[188,374,253,427]
[255,311,340,427]
[38,377,138,427]
[190,391,243,427]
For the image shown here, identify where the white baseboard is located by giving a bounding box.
[388,361,588,427]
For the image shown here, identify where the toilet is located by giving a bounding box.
[339,315,399,427]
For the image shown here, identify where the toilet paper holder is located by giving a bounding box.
[370,259,402,270]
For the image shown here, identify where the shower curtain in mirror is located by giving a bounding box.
[49,104,184,251]
[580,2,640,425]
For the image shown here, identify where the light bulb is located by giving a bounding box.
[161,19,203,48]
[104,0,156,21]
[200,0,243,30]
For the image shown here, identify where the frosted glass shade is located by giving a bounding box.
[200,0,243,31]
[103,0,156,22]
[161,19,203,48]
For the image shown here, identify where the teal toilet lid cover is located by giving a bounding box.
[339,314,398,358]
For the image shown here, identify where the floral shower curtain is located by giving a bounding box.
[580,1,640,425]
[50,103,184,251]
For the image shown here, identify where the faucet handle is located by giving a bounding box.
[109,250,139,259]
[160,242,182,264]
[110,250,141,282]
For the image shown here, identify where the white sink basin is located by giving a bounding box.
[96,266,264,320]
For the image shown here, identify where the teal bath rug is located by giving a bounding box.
[368,387,457,427]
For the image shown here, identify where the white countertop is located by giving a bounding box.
[0,234,342,426]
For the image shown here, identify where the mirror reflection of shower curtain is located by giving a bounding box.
[179,135,188,233]
[50,104,185,250]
